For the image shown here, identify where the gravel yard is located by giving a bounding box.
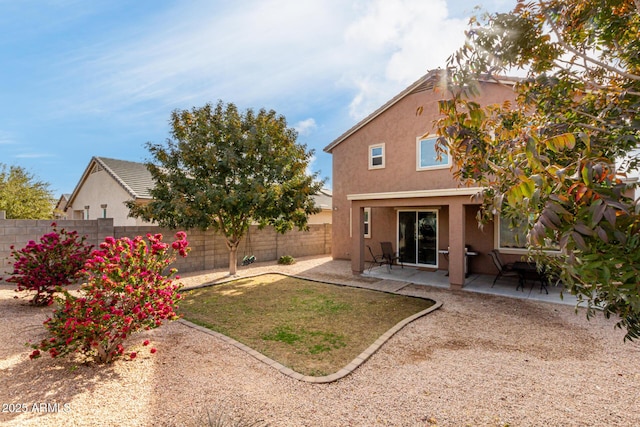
[1,256,639,426]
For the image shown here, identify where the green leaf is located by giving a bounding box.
[545,133,576,153]
[581,164,592,185]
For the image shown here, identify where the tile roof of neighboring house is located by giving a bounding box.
[323,70,520,153]
[314,188,332,210]
[54,193,71,211]
[96,157,155,199]
[66,157,154,212]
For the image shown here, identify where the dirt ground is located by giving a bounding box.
[1,256,639,426]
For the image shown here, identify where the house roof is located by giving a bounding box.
[323,70,520,153]
[314,188,332,210]
[66,157,155,211]
[54,193,71,211]
[96,157,155,199]
[323,70,440,153]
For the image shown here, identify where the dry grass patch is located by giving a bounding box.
[179,273,434,376]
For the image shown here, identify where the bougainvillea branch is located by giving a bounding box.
[5,223,93,306]
[29,232,190,363]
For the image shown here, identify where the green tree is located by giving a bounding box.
[436,0,640,339]
[127,101,323,275]
[0,164,54,219]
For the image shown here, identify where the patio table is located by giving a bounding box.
[513,261,548,294]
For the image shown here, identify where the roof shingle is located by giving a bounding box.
[95,157,155,199]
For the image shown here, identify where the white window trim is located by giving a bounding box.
[494,216,529,255]
[364,207,371,239]
[396,209,439,268]
[368,143,385,170]
[416,135,451,171]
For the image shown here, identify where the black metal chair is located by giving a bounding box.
[488,249,518,287]
[366,245,386,272]
[380,241,403,270]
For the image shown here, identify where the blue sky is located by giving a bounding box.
[0,0,512,197]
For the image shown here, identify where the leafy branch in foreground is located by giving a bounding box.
[436,0,640,340]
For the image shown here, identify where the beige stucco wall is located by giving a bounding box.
[66,169,152,227]
[330,81,516,273]
[307,209,332,225]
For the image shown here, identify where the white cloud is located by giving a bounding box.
[0,131,16,144]
[294,118,317,136]
[54,0,352,114]
[306,154,317,178]
[40,0,472,138]
[343,0,467,120]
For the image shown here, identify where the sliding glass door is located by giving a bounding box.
[398,210,438,267]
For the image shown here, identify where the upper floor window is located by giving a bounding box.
[417,136,450,170]
[369,143,385,169]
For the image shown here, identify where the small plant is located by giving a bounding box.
[277,255,295,265]
[194,404,269,427]
[28,232,190,363]
[5,223,93,306]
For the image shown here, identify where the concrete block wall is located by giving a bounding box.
[0,219,331,281]
[0,219,114,279]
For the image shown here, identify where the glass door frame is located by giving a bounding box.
[397,209,439,268]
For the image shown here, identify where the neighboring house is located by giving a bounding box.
[65,157,155,226]
[65,156,332,227]
[54,193,71,219]
[323,70,520,289]
[309,188,332,224]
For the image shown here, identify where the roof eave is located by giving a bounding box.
[65,156,98,211]
[96,157,139,199]
[323,71,521,154]
[65,157,140,212]
[323,70,440,153]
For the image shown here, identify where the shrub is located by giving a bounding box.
[28,232,190,363]
[277,255,295,265]
[5,223,93,306]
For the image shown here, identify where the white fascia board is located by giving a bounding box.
[347,187,485,201]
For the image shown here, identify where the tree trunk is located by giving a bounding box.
[228,242,239,276]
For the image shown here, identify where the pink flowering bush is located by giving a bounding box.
[29,232,190,364]
[5,223,93,306]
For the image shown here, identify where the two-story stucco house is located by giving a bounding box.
[324,70,520,289]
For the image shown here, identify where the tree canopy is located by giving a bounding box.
[436,0,640,339]
[128,101,323,275]
[0,164,54,219]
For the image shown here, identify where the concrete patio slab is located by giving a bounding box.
[363,265,581,306]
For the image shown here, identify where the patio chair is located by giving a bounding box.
[366,245,386,272]
[380,241,403,270]
[488,249,518,287]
